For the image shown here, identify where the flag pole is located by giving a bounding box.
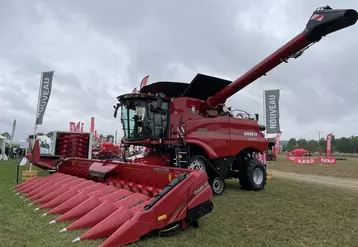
[30,72,44,171]
[262,90,266,138]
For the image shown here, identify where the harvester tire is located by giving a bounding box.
[239,158,266,191]
[188,156,206,171]
[210,176,225,195]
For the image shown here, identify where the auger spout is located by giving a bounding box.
[207,6,358,108]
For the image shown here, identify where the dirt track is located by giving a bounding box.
[272,170,358,191]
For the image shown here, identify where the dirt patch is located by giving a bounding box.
[272,170,358,191]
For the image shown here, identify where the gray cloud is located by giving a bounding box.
[1,0,358,142]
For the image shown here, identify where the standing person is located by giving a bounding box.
[12,147,17,159]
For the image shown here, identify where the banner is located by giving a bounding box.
[294,157,317,165]
[274,131,282,155]
[319,157,336,164]
[140,75,149,90]
[11,119,16,140]
[287,155,298,161]
[288,156,337,165]
[36,71,54,125]
[264,89,280,134]
[69,121,83,132]
[326,133,332,157]
[90,117,95,133]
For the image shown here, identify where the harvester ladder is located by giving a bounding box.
[173,116,190,168]
[174,145,190,168]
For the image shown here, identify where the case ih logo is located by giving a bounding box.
[244,132,258,136]
[194,181,208,195]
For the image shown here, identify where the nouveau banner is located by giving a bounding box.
[36,71,55,125]
[264,89,280,134]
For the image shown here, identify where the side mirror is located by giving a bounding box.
[255,114,259,122]
[113,103,121,118]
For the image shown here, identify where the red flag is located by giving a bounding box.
[140,75,149,90]
[69,122,76,132]
[90,117,95,133]
[132,88,137,93]
[274,131,282,155]
[326,133,332,157]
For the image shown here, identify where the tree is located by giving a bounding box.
[318,138,326,153]
[297,138,308,150]
[307,140,317,152]
[336,137,351,153]
[286,138,297,151]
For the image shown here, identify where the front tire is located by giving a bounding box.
[239,158,267,191]
[189,155,225,195]
[210,176,225,195]
[188,155,206,171]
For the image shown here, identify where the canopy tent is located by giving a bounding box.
[290,148,308,157]
[0,135,8,161]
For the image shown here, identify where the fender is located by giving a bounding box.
[185,139,218,160]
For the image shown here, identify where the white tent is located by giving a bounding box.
[0,135,8,161]
[37,135,52,154]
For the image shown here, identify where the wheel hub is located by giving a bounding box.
[212,177,224,194]
[253,168,264,185]
[188,159,206,171]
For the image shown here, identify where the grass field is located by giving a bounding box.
[268,154,358,179]
[1,159,358,247]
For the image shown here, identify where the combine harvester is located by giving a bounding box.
[115,6,358,195]
[14,6,357,247]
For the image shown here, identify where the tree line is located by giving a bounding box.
[282,135,358,154]
[4,130,356,154]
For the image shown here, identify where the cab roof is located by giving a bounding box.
[139,73,231,101]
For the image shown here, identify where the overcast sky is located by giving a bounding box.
[1,0,358,142]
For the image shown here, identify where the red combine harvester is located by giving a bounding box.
[114,6,358,195]
[14,6,357,247]
[98,142,121,159]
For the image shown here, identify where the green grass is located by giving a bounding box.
[1,159,358,247]
[268,154,358,179]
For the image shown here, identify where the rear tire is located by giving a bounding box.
[239,158,267,191]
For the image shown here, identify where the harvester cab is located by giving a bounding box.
[114,92,170,142]
[114,6,358,196]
